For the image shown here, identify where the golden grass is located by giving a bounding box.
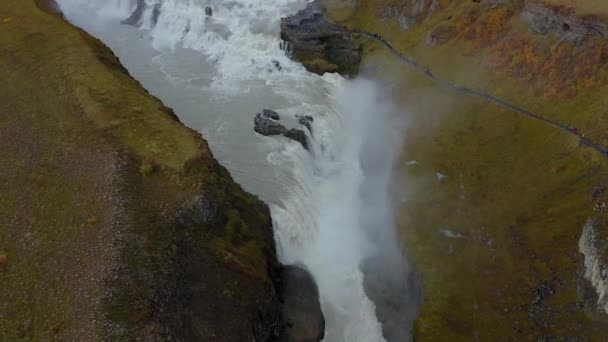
[326,0,608,339]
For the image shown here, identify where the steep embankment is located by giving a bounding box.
[315,0,608,340]
[0,1,322,341]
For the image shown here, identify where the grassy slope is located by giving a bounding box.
[0,1,277,340]
[326,0,608,340]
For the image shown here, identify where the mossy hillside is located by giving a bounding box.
[325,0,608,339]
[0,1,279,340]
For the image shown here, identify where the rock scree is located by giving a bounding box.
[280,1,362,77]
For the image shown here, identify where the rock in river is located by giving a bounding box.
[296,113,314,133]
[284,128,309,151]
[279,265,325,342]
[254,111,287,136]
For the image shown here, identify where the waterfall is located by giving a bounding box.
[56,1,416,340]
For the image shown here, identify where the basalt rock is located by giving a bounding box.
[263,109,281,121]
[361,254,422,342]
[254,112,288,136]
[283,129,309,151]
[522,0,608,42]
[296,114,314,133]
[280,1,362,77]
[278,265,325,342]
[253,111,310,151]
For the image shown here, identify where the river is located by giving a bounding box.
[57,0,412,340]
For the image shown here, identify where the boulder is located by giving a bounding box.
[279,265,325,342]
[254,114,287,136]
[263,109,281,121]
[296,114,314,133]
[284,129,309,151]
[280,1,362,76]
[205,6,213,17]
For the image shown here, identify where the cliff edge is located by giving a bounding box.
[0,1,322,341]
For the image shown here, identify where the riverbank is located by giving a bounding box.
[321,0,608,340]
[0,1,324,340]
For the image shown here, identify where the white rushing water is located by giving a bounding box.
[57,1,410,340]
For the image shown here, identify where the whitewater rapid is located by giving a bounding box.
[57,0,408,340]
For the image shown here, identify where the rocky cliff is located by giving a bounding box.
[0,1,323,340]
[280,1,362,76]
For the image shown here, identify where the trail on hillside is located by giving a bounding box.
[356,31,608,158]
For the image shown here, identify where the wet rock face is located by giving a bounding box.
[284,129,309,151]
[280,1,362,77]
[254,111,288,136]
[279,265,325,342]
[522,1,608,42]
[253,110,310,151]
[361,254,421,342]
[296,114,314,133]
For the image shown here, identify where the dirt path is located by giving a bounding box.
[356,31,608,157]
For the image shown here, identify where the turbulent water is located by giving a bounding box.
[58,0,412,340]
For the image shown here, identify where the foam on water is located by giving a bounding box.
[57,0,394,340]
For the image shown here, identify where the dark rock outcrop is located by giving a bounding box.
[263,109,281,121]
[296,114,314,133]
[522,0,608,42]
[280,1,362,76]
[254,110,310,151]
[254,111,288,136]
[361,254,422,342]
[278,265,325,342]
[122,0,145,26]
[283,129,309,151]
